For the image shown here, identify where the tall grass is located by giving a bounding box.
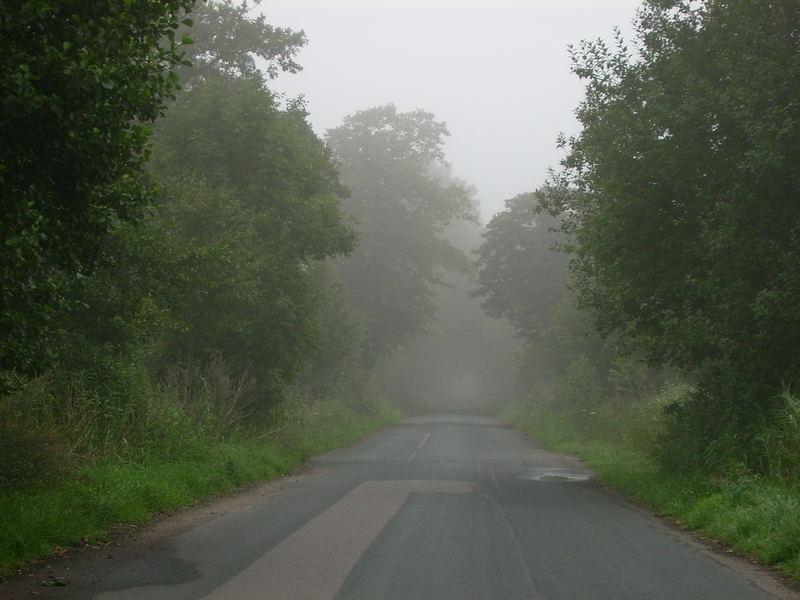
[0,362,402,574]
[757,390,800,484]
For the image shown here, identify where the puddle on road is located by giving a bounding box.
[515,467,591,482]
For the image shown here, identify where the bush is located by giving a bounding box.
[0,387,70,487]
[655,385,800,480]
[758,390,800,483]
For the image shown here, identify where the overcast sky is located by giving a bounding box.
[259,0,642,221]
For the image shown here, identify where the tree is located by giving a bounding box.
[0,0,196,383]
[541,0,800,466]
[176,0,307,85]
[296,264,369,407]
[142,71,355,400]
[59,3,354,407]
[475,190,611,386]
[326,105,474,361]
[475,192,568,342]
[383,211,523,414]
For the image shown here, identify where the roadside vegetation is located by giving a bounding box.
[0,389,399,572]
[3,0,798,584]
[501,383,800,580]
[476,0,800,581]
[0,0,472,574]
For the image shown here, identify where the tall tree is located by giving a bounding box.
[474,190,607,384]
[176,0,306,84]
[60,2,355,406]
[541,0,800,463]
[475,192,568,342]
[145,72,355,397]
[0,0,195,383]
[326,105,474,361]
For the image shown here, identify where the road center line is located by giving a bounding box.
[407,431,431,462]
[489,468,500,494]
[201,480,473,600]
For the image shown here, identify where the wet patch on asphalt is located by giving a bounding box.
[515,466,592,482]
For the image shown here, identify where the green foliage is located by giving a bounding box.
[757,390,800,482]
[142,73,354,399]
[0,361,217,472]
[176,0,307,83]
[539,0,800,470]
[0,392,400,574]
[296,264,370,406]
[292,396,402,456]
[656,386,800,479]
[327,105,475,361]
[0,0,404,575]
[0,387,71,487]
[513,344,675,452]
[0,0,196,383]
[477,198,677,444]
[149,73,355,262]
[474,191,568,342]
[61,68,356,407]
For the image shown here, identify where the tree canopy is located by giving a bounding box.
[327,105,475,361]
[144,72,355,392]
[540,0,800,447]
[175,0,307,84]
[0,0,196,382]
[475,192,567,343]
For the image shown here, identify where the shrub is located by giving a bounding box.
[0,378,72,487]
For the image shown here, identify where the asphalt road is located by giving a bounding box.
[5,414,797,600]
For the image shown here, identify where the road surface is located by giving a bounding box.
[4,414,797,600]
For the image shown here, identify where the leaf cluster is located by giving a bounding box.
[1,0,196,382]
[543,0,800,451]
[175,0,307,85]
[474,191,568,342]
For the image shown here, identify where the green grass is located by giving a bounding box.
[501,406,800,581]
[305,400,403,454]
[0,401,402,574]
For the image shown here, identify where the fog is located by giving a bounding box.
[4,3,794,579]
[252,1,642,413]
[381,216,524,413]
[261,0,641,221]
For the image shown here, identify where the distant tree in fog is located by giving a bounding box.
[475,192,568,343]
[327,105,474,362]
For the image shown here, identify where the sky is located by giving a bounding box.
[258,0,643,221]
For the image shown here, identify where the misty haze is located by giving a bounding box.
[1,1,799,599]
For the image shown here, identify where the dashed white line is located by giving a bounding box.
[407,431,431,462]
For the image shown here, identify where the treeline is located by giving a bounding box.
[0,0,475,495]
[475,0,800,480]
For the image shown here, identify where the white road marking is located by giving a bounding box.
[489,468,500,494]
[202,479,473,600]
[407,431,431,462]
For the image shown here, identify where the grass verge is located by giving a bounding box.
[0,400,402,575]
[501,405,800,582]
